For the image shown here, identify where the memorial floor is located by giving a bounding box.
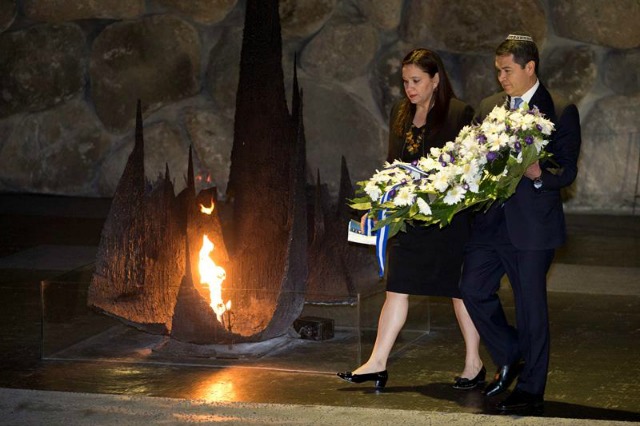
[0,194,638,425]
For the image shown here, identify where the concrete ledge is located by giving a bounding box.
[0,388,632,426]
[548,263,640,297]
[0,245,96,271]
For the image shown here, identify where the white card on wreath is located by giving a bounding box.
[347,219,376,245]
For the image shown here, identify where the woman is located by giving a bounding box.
[337,48,485,390]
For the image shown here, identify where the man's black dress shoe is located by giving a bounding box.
[497,388,544,412]
[483,362,522,397]
[452,366,486,390]
[336,370,388,389]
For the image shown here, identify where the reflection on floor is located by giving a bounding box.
[0,194,639,422]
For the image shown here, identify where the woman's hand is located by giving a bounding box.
[360,213,376,233]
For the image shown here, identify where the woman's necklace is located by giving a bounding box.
[404,124,426,156]
[404,102,431,156]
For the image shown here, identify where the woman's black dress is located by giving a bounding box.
[385,98,474,298]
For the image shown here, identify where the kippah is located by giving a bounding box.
[506,34,534,42]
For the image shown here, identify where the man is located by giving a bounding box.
[459,32,581,413]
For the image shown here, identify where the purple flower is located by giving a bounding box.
[477,134,487,144]
[486,151,498,162]
[536,124,542,131]
[439,153,456,165]
[411,160,418,166]
[505,125,511,132]
[525,136,534,145]
[514,141,522,152]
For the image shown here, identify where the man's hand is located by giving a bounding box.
[524,160,542,180]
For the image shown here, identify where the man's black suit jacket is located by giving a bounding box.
[470,83,581,250]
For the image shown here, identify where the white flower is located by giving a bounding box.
[385,169,411,186]
[419,156,440,171]
[393,186,415,206]
[514,113,536,131]
[429,147,442,157]
[443,185,466,205]
[370,167,395,183]
[364,181,382,202]
[459,160,480,183]
[487,130,511,151]
[444,141,456,152]
[539,121,554,135]
[458,135,478,155]
[370,174,390,184]
[455,126,473,143]
[431,171,450,193]
[487,105,507,122]
[417,178,433,192]
[481,120,507,138]
[440,164,459,181]
[533,137,546,152]
[416,197,432,215]
[465,176,480,193]
[508,111,526,126]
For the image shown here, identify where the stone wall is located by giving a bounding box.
[0,0,639,214]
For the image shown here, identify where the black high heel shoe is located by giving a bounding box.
[452,366,486,390]
[337,370,388,389]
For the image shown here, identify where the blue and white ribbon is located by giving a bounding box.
[364,216,374,236]
[374,183,403,277]
[371,162,426,277]
[389,162,429,178]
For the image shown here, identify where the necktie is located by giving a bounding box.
[513,97,523,109]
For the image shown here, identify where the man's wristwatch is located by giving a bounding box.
[533,174,543,190]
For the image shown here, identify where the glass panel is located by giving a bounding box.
[40,266,119,360]
[41,266,430,374]
[301,289,430,371]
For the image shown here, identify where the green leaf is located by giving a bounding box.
[408,202,419,217]
[349,202,372,210]
[428,202,459,226]
[388,220,405,238]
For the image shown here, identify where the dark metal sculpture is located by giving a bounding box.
[88,0,375,345]
[89,100,184,335]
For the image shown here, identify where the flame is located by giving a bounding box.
[200,199,215,215]
[195,173,213,184]
[199,234,229,323]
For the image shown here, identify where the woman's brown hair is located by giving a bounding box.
[392,48,456,137]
